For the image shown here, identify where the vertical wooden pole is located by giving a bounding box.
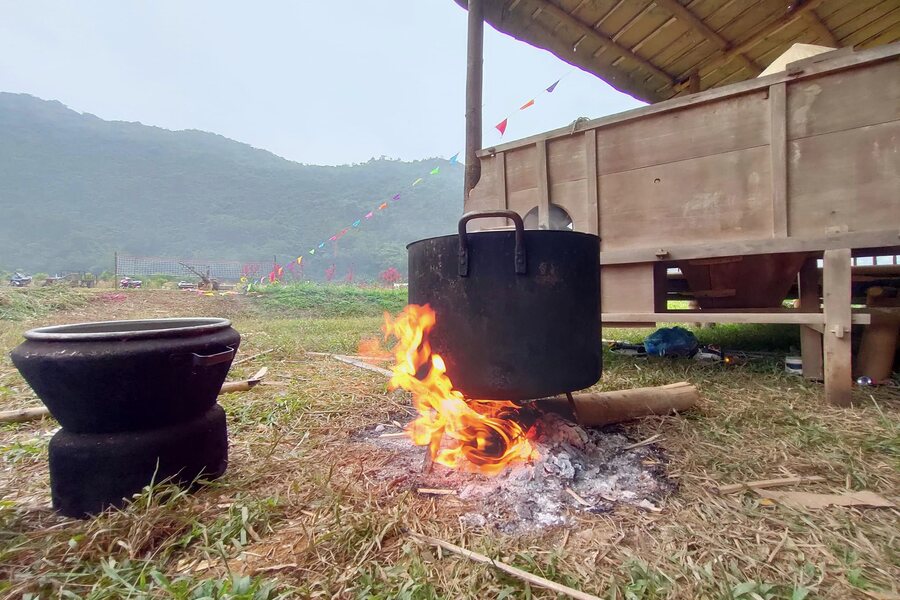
[536,140,550,229]
[769,83,788,238]
[823,248,852,406]
[584,129,599,236]
[496,151,508,209]
[799,256,824,379]
[464,0,484,203]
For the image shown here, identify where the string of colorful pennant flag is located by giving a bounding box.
[263,73,571,283]
[494,69,574,137]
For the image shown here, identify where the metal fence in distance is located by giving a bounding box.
[114,253,267,282]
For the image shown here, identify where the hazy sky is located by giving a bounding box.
[0,1,644,165]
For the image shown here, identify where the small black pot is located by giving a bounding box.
[10,318,240,433]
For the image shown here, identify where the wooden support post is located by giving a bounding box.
[496,151,507,210]
[536,139,550,229]
[464,0,484,201]
[584,130,599,235]
[823,248,852,406]
[799,256,824,380]
[769,82,788,238]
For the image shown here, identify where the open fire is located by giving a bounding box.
[377,304,538,475]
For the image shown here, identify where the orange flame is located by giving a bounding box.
[380,304,537,475]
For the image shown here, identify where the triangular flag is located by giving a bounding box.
[449,152,459,164]
[309,249,316,255]
[318,242,325,249]
[276,266,284,276]
[378,202,388,210]
[297,256,303,264]
[352,219,361,227]
[546,80,559,93]
[365,211,374,219]
[496,118,508,135]
[329,235,337,241]
[392,193,401,201]
[412,177,424,186]
[520,99,535,110]
[430,166,440,175]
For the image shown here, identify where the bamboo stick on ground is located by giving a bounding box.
[0,406,50,424]
[536,382,699,426]
[716,475,826,495]
[408,532,602,600]
[326,354,394,377]
[219,366,268,393]
[232,349,274,366]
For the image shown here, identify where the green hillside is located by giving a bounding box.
[0,93,464,280]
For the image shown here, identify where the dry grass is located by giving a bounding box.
[0,288,897,599]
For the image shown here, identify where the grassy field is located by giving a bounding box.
[0,286,897,599]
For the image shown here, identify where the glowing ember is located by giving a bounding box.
[378,304,537,475]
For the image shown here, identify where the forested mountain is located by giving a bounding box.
[0,93,464,280]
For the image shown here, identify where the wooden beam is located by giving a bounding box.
[603,311,872,325]
[686,0,829,81]
[478,42,900,157]
[464,0,484,201]
[654,0,762,76]
[722,0,828,65]
[496,151,507,209]
[598,230,900,266]
[769,82,788,238]
[823,248,853,406]
[528,0,675,87]
[584,130,599,235]
[536,139,550,229]
[805,10,840,47]
[799,257,824,380]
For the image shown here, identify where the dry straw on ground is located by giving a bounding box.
[0,288,897,599]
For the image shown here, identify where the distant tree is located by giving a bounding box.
[324,264,336,282]
[379,266,401,286]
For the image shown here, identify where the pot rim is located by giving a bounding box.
[406,228,599,249]
[23,317,233,342]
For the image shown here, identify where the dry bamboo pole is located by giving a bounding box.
[0,406,50,424]
[537,382,699,426]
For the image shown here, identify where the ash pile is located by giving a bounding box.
[365,412,674,533]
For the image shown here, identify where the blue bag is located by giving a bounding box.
[643,326,699,358]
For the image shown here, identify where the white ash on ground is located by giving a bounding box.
[361,412,675,533]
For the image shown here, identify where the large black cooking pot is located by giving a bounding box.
[407,210,601,400]
[10,318,240,433]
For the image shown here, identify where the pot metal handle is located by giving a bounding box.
[192,346,236,368]
[457,210,527,277]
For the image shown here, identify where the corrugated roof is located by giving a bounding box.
[458,0,900,102]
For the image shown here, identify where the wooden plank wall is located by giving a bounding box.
[467,52,900,260]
